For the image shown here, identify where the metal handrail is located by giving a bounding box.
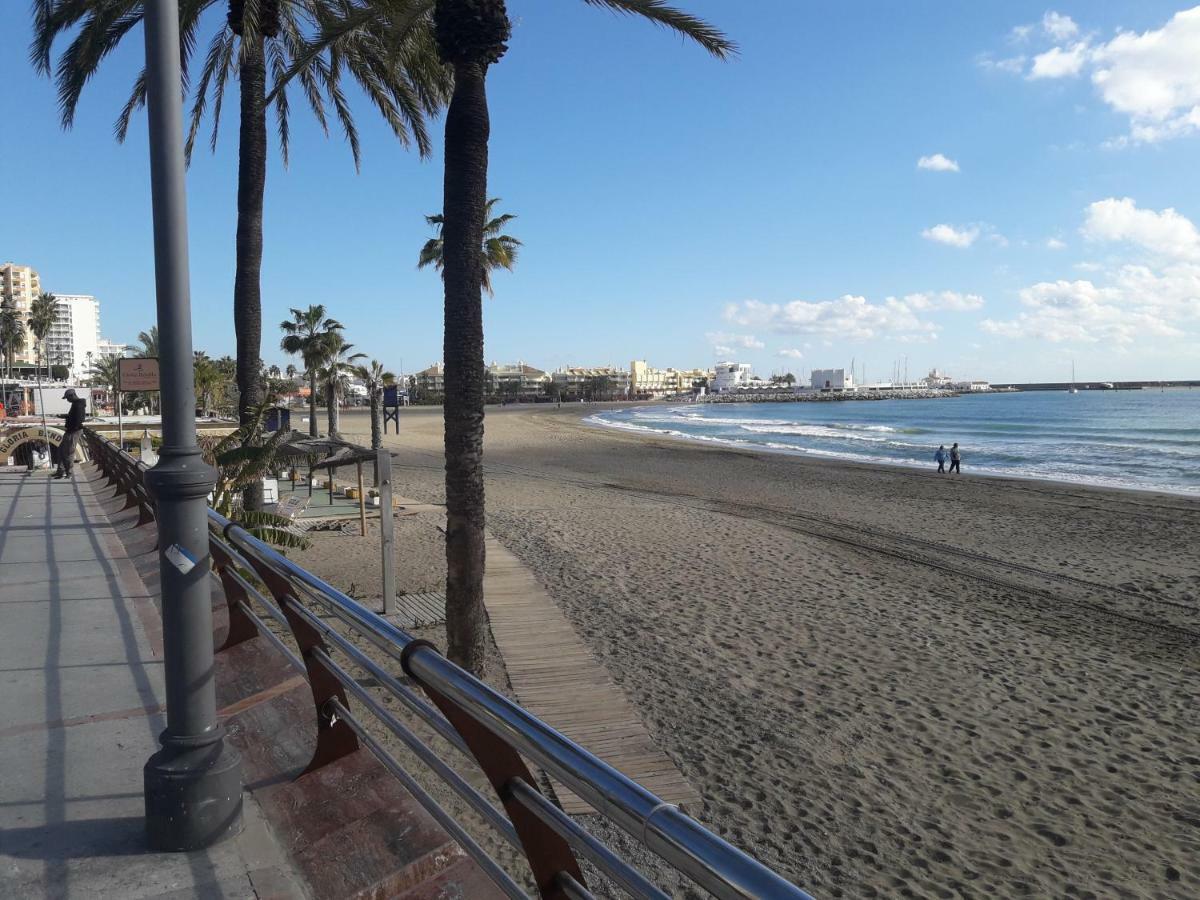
[83,427,813,900]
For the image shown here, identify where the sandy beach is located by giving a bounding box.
[297,403,1199,898]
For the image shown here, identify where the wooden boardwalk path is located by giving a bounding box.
[482,537,700,815]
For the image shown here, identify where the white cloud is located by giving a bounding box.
[1029,42,1090,79]
[921,223,980,248]
[917,153,960,172]
[1010,23,1034,43]
[723,295,940,342]
[1046,237,1067,250]
[776,348,804,360]
[1043,11,1079,41]
[1006,8,1200,143]
[981,278,1183,344]
[705,331,764,352]
[903,291,985,311]
[1082,197,1200,261]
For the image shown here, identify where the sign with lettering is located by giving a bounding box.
[0,426,79,465]
[118,357,160,392]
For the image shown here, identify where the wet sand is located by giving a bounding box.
[299,403,1199,898]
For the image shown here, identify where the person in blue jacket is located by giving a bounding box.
[934,444,947,474]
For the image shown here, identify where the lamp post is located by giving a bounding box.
[139,0,242,850]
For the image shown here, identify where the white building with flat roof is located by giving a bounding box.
[811,368,854,391]
[713,362,753,393]
[45,294,101,380]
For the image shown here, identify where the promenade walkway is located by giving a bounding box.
[0,467,301,899]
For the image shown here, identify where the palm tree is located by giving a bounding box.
[0,305,24,390]
[428,0,732,672]
[418,198,520,296]
[285,363,297,380]
[87,354,120,392]
[28,292,58,439]
[280,305,342,437]
[137,325,160,359]
[353,359,395,449]
[33,0,451,509]
[316,333,365,437]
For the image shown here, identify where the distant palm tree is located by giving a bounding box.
[137,326,160,359]
[280,305,342,436]
[87,355,120,392]
[0,305,24,386]
[317,333,365,437]
[285,363,297,380]
[353,360,395,449]
[418,198,521,296]
[28,292,58,436]
[33,0,451,510]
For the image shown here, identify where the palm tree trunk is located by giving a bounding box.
[308,370,318,437]
[441,60,492,673]
[370,391,381,450]
[235,36,268,511]
[326,381,337,437]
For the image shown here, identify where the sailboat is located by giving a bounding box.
[1068,361,1079,394]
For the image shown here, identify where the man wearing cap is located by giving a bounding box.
[54,389,87,480]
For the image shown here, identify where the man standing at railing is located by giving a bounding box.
[53,388,86,480]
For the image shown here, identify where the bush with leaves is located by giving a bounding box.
[200,403,309,550]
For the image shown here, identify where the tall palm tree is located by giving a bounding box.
[33,0,451,508]
[418,198,519,296]
[280,304,342,436]
[0,305,24,390]
[316,332,365,437]
[285,363,297,380]
[428,0,733,672]
[28,292,58,439]
[353,359,395,449]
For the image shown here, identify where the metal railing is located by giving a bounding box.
[83,428,812,899]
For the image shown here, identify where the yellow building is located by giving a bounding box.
[1,262,41,363]
[630,360,712,397]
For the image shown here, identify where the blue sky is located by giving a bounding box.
[2,1,1199,382]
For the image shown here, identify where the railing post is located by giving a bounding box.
[139,0,242,851]
[208,539,259,653]
[376,449,396,614]
[241,548,360,772]
[403,646,585,899]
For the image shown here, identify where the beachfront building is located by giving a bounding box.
[713,362,754,393]
[414,362,446,399]
[45,294,101,381]
[811,368,855,391]
[630,360,710,398]
[552,366,631,400]
[1,262,41,363]
[96,338,132,361]
[922,368,953,389]
[954,380,991,392]
[488,361,548,400]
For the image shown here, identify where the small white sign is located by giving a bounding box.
[164,543,197,574]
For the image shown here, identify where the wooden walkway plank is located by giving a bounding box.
[482,536,700,816]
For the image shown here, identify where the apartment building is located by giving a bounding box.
[1,262,41,363]
[630,360,711,397]
[488,361,548,399]
[551,366,631,398]
[45,294,102,380]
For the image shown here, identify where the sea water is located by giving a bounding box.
[589,389,1200,496]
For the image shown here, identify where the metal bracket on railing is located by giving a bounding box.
[208,538,260,653]
[236,536,360,773]
[400,643,586,900]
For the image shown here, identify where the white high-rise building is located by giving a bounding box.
[45,294,101,380]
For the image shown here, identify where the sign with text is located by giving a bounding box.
[118,357,160,392]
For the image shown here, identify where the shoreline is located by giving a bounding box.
[581,401,1200,501]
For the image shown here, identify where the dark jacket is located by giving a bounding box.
[64,398,86,432]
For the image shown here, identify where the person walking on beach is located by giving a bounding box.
[934,445,947,474]
[54,389,86,480]
[948,442,961,474]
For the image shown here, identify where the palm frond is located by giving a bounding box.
[579,0,736,58]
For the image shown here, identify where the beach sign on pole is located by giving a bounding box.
[118,357,161,392]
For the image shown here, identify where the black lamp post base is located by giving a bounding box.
[144,730,244,851]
